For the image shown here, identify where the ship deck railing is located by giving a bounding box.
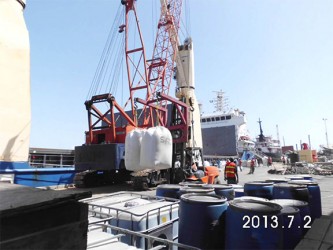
[29,163,74,168]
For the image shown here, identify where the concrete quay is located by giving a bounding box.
[226,163,333,216]
[79,162,332,216]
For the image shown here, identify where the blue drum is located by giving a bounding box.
[225,200,283,249]
[288,180,322,219]
[234,196,268,202]
[299,175,313,181]
[229,184,243,189]
[265,178,288,183]
[270,199,311,236]
[179,186,215,197]
[179,181,204,187]
[273,183,309,202]
[203,184,235,200]
[156,184,181,199]
[288,176,304,181]
[179,194,228,249]
[288,180,312,184]
[244,181,274,199]
[234,188,244,198]
[279,206,302,249]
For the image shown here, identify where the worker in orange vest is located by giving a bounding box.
[224,158,239,184]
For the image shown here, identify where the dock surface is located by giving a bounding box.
[42,163,333,249]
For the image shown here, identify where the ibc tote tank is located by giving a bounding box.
[0,0,30,164]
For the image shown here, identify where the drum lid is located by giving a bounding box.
[229,200,282,213]
[245,181,274,186]
[181,194,227,204]
[270,199,308,207]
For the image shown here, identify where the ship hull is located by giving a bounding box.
[0,161,75,187]
[1,166,75,187]
[256,148,282,161]
[201,125,238,157]
[200,108,249,159]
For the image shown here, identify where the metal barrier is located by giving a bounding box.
[87,222,200,250]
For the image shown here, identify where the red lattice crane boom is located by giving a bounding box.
[84,0,189,145]
[146,0,182,109]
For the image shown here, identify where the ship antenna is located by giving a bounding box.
[276,124,280,142]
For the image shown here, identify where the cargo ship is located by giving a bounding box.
[254,118,282,161]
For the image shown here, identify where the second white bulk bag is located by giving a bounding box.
[140,126,172,170]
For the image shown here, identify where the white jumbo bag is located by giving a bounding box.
[140,126,172,170]
[125,128,143,171]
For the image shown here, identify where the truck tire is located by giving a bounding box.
[132,176,149,191]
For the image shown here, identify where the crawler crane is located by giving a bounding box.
[74,0,219,188]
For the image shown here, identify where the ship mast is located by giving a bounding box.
[210,90,229,113]
[258,118,265,142]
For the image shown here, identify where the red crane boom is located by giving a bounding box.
[85,0,188,145]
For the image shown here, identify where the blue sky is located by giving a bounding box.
[24,0,333,150]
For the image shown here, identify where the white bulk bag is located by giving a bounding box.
[125,128,143,171]
[140,126,172,170]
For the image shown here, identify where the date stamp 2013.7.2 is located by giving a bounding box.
[242,215,311,229]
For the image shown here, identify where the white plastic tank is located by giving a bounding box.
[0,0,30,163]
[87,230,140,250]
[83,192,179,249]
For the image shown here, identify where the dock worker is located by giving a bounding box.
[224,158,239,184]
[249,157,255,174]
[191,162,205,178]
[268,157,273,167]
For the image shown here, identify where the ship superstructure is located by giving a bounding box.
[200,90,253,159]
